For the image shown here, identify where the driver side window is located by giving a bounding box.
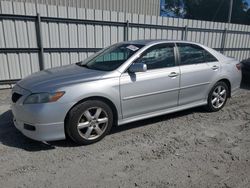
[136,44,175,70]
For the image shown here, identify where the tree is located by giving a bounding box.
[161,0,185,17]
[160,0,250,25]
[183,0,228,21]
[230,0,248,24]
[246,9,250,24]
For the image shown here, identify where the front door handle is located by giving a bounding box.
[168,72,178,77]
[211,65,219,70]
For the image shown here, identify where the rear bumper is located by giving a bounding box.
[13,118,65,141]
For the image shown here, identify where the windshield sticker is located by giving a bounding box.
[126,45,139,51]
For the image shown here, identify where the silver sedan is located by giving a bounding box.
[11,40,242,145]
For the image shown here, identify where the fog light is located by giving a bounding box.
[24,124,36,131]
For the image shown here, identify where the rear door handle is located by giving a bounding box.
[211,65,219,70]
[168,72,178,77]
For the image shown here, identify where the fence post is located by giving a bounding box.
[124,20,129,41]
[220,28,227,54]
[182,25,188,40]
[35,13,44,70]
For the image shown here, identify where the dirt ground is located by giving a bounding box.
[0,82,249,188]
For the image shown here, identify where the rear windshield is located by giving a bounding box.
[77,43,144,71]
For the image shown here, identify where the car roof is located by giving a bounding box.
[121,39,205,47]
[118,39,229,64]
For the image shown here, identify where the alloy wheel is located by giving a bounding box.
[211,85,227,109]
[77,107,109,140]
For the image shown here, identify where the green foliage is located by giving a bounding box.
[161,0,250,25]
[162,0,184,17]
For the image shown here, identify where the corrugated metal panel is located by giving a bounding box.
[0,0,250,86]
[5,0,160,16]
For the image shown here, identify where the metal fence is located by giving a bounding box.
[3,0,161,16]
[0,0,250,87]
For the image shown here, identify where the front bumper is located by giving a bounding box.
[13,118,65,141]
[11,101,69,141]
[11,84,74,141]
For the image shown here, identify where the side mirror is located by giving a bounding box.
[129,63,147,73]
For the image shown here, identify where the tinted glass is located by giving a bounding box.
[78,43,144,71]
[177,43,218,65]
[136,44,175,70]
[177,44,205,65]
[204,50,218,62]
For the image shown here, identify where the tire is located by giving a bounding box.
[65,100,113,145]
[206,81,229,112]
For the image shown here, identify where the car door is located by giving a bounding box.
[120,43,180,119]
[177,43,220,105]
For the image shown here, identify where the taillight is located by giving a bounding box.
[236,63,241,70]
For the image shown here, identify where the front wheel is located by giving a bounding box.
[66,100,113,145]
[206,82,229,112]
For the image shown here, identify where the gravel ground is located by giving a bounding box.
[0,82,250,188]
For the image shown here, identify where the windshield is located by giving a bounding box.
[77,43,144,71]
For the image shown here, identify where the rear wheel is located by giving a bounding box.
[66,100,113,145]
[206,82,229,112]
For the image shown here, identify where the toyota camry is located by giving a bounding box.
[11,40,242,145]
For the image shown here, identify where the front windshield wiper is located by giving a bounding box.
[76,62,90,69]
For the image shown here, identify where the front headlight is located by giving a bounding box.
[24,91,65,104]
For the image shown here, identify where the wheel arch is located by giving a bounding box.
[217,78,231,97]
[64,96,119,136]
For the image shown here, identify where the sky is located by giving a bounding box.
[247,0,250,7]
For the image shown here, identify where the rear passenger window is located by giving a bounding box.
[177,43,218,65]
[136,44,175,70]
[204,50,218,62]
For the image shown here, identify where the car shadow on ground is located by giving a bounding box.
[109,107,204,135]
[0,107,204,151]
[0,81,249,151]
[0,110,57,151]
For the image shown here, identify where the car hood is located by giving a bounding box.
[17,64,107,92]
